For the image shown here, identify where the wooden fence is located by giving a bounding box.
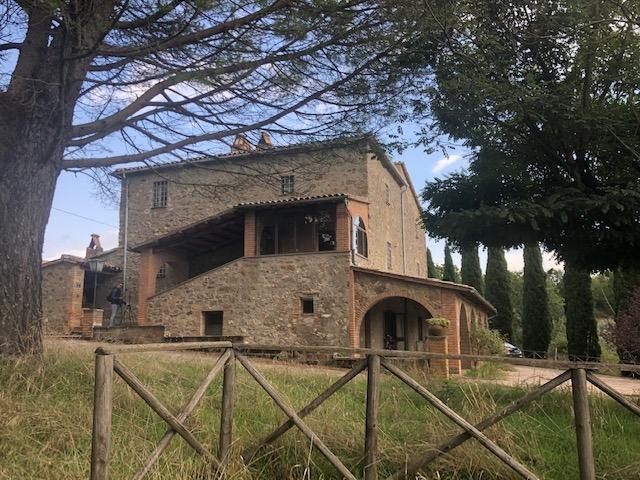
[90,342,640,480]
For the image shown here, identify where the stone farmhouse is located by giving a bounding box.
[43,135,494,373]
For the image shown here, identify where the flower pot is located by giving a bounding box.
[427,325,447,337]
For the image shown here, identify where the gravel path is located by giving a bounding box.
[492,365,640,396]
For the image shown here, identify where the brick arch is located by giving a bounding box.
[459,303,473,368]
[356,290,438,334]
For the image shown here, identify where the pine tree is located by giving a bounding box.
[485,247,513,340]
[461,243,484,294]
[443,244,458,283]
[564,259,601,361]
[426,248,439,279]
[522,243,552,357]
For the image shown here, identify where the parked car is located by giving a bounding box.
[504,342,523,358]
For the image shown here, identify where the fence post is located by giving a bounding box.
[365,354,380,480]
[571,368,596,480]
[219,349,235,461]
[90,352,114,480]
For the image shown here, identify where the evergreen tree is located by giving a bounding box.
[485,247,513,340]
[443,244,458,283]
[612,265,640,364]
[564,260,601,361]
[613,266,640,316]
[461,243,484,294]
[522,243,552,357]
[426,248,439,279]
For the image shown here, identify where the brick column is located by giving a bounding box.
[426,336,449,379]
[81,308,103,339]
[335,201,350,252]
[244,210,256,257]
[137,247,159,325]
[440,291,461,375]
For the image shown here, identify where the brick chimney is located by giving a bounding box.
[231,134,253,153]
[85,234,104,259]
[257,131,273,149]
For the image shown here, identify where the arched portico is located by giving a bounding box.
[459,304,472,368]
[359,296,432,351]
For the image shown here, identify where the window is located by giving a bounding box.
[156,263,167,279]
[415,221,421,239]
[385,183,390,205]
[152,180,168,208]
[257,206,336,255]
[353,216,368,258]
[301,297,314,314]
[281,175,294,194]
[417,262,420,276]
[386,241,392,270]
[203,311,223,336]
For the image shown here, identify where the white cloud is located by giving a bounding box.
[504,248,563,272]
[432,154,462,173]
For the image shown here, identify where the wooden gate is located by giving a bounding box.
[90,342,640,480]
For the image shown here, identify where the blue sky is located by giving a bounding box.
[43,138,561,271]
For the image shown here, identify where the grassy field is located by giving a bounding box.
[1,342,640,480]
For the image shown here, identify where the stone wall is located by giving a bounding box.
[356,154,427,276]
[119,144,370,314]
[147,252,352,345]
[42,260,84,335]
[395,163,428,278]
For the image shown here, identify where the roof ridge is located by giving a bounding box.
[112,134,373,177]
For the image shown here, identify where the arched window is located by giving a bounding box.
[353,216,368,258]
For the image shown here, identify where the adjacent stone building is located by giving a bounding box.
[43,135,494,373]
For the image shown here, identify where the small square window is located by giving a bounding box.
[203,311,223,336]
[152,180,168,208]
[301,297,314,314]
[281,175,294,194]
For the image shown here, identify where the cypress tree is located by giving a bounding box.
[443,244,458,282]
[564,259,601,361]
[485,247,513,340]
[426,248,438,279]
[522,243,552,357]
[461,243,484,294]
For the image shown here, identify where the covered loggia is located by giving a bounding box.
[360,296,432,351]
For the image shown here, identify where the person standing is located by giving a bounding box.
[108,283,124,327]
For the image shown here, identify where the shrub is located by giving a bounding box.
[470,325,505,356]
[426,317,450,328]
[604,286,640,367]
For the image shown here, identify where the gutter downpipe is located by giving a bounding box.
[400,185,407,274]
[122,172,129,297]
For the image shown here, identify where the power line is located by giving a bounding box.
[51,207,118,228]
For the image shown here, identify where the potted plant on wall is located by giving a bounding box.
[426,317,450,337]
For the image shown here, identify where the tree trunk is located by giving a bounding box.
[0,142,60,355]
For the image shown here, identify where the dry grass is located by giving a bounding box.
[1,341,640,479]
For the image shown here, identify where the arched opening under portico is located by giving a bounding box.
[360,296,432,351]
[460,304,472,368]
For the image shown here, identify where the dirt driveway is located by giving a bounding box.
[493,365,640,396]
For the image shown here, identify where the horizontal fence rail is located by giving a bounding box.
[90,342,640,480]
